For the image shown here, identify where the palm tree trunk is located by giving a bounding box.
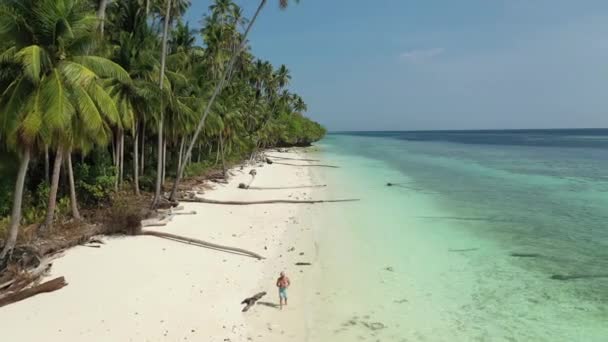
[97,0,109,35]
[220,132,226,178]
[113,133,119,191]
[66,149,81,220]
[140,120,146,176]
[177,137,185,174]
[133,128,140,196]
[0,148,31,260]
[152,0,172,208]
[44,145,49,184]
[161,139,167,186]
[169,0,267,202]
[40,148,64,234]
[119,130,125,187]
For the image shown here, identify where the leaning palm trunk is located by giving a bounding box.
[0,148,31,260]
[152,0,173,208]
[169,0,268,201]
[66,150,81,220]
[40,148,64,234]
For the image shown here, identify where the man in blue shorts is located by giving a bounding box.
[276,271,291,310]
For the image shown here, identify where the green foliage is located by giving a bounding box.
[74,163,116,207]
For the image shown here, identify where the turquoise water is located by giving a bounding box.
[307,130,608,341]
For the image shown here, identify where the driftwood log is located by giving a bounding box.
[181,198,359,205]
[241,291,267,312]
[141,230,265,260]
[239,185,327,190]
[273,162,339,168]
[265,155,321,162]
[295,262,312,266]
[0,276,67,308]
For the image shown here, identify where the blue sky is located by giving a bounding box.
[185,0,608,131]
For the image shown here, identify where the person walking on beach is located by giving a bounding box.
[276,271,290,310]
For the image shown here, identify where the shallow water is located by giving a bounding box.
[307,130,608,341]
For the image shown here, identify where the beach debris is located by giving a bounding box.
[180,198,360,205]
[0,276,67,308]
[241,292,267,312]
[510,253,541,258]
[384,266,394,272]
[287,247,295,252]
[273,162,339,168]
[265,158,274,164]
[240,185,327,190]
[142,230,265,260]
[295,262,312,266]
[449,248,479,252]
[394,298,408,304]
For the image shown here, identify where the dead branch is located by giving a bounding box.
[241,291,267,312]
[273,162,339,168]
[141,230,265,260]
[239,185,327,190]
[0,276,67,308]
[265,155,321,162]
[180,198,359,205]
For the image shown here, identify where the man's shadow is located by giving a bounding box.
[257,301,280,310]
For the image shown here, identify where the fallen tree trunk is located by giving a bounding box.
[141,230,265,260]
[181,198,359,205]
[239,185,327,190]
[265,155,320,162]
[241,291,267,312]
[0,276,67,308]
[273,162,339,168]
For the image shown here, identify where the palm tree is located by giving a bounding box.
[169,0,300,201]
[0,0,129,244]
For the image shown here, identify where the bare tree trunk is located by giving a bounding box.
[161,139,167,186]
[97,0,109,35]
[119,130,125,188]
[215,143,220,165]
[169,0,268,201]
[151,0,172,208]
[113,133,119,191]
[111,135,117,166]
[220,132,227,178]
[44,145,49,184]
[177,137,185,174]
[140,120,145,176]
[40,148,64,234]
[133,128,140,196]
[0,148,31,260]
[66,149,80,220]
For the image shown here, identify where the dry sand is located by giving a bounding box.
[0,150,326,342]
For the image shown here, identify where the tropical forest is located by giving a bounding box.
[0,0,325,267]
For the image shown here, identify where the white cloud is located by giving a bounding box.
[400,48,445,62]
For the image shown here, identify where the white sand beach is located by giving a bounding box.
[0,150,325,342]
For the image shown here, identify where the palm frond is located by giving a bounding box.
[72,56,131,83]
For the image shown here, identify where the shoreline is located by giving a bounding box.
[0,148,325,341]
